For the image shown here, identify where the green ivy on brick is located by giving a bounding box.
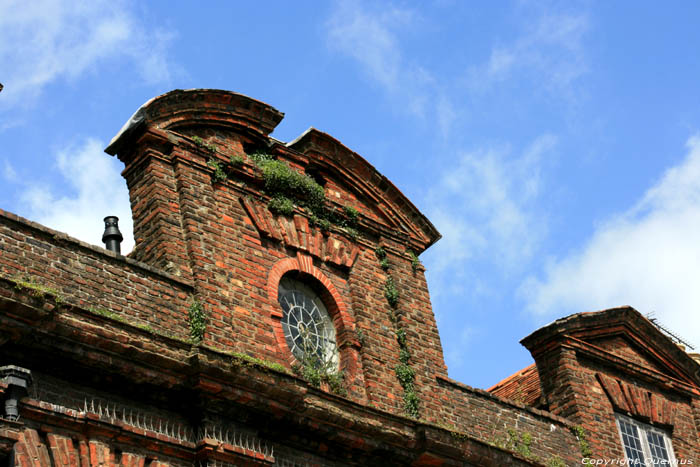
[188,297,206,343]
[384,276,399,308]
[207,158,227,183]
[267,196,295,216]
[407,249,420,272]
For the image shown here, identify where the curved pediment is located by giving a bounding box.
[106,89,284,156]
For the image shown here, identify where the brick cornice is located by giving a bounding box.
[522,307,700,388]
[0,292,530,465]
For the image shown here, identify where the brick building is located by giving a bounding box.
[0,89,698,466]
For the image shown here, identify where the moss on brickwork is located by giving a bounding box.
[8,274,65,306]
[207,158,227,183]
[384,276,399,308]
[490,427,535,461]
[293,363,347,397]
[229,351,288,374]
[374,246,387,260]
[192,135,216,152]
[203,148,361,239]
[229,154,244,167]
[546,456,566,467]
[87,305,158,335]
[407,249,420,272]
[267,195,295,216]
[258,157,326,215]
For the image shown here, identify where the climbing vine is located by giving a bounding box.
[407,249,420,272]
[394,328,419,418]
[384,276,399,308]
[375,246,420,418]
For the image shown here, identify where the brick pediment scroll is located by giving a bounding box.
[597,373,675,426]
[241,198,360,269]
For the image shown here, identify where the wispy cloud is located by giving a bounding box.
[18,138,134,253]
[522,135,700,346]
[467,7,589,99]
[325,0,446,123]
[2,159,17,182]
[425,134,558,301]
[0,0,176,109]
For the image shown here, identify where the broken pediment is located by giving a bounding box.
[588,334,675,377]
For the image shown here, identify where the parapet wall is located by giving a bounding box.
[0,209,193,339]
[435,375,582,465]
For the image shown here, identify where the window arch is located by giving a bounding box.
[266,254,357,366]
[277,275,339,370]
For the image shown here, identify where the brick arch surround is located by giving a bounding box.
[267,252,367,401]
[267,252,356,349]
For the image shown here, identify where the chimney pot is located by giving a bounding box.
[102,216,123,254]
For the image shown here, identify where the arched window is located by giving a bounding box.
[277,276,339,371]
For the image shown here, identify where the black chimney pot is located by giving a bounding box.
[102,216,123,254]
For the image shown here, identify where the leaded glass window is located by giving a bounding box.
[646,431,671,463]
[616,414,675,465]
[618,418,645,463]
[278,277,339,370]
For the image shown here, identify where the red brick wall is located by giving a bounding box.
[13,89,698,465]
[524,313,700,463]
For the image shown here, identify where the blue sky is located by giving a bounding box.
[2,1,700,389]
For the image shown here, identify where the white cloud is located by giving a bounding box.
[19,138,134,253]
[0,0,175,109]
[522,135,700,346]
[468,8,589,98]
[325,0,442,120]
[425,134,557,300]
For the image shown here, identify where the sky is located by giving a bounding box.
[2,0,700,389]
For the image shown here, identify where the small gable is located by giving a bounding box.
[522,307,700,390]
